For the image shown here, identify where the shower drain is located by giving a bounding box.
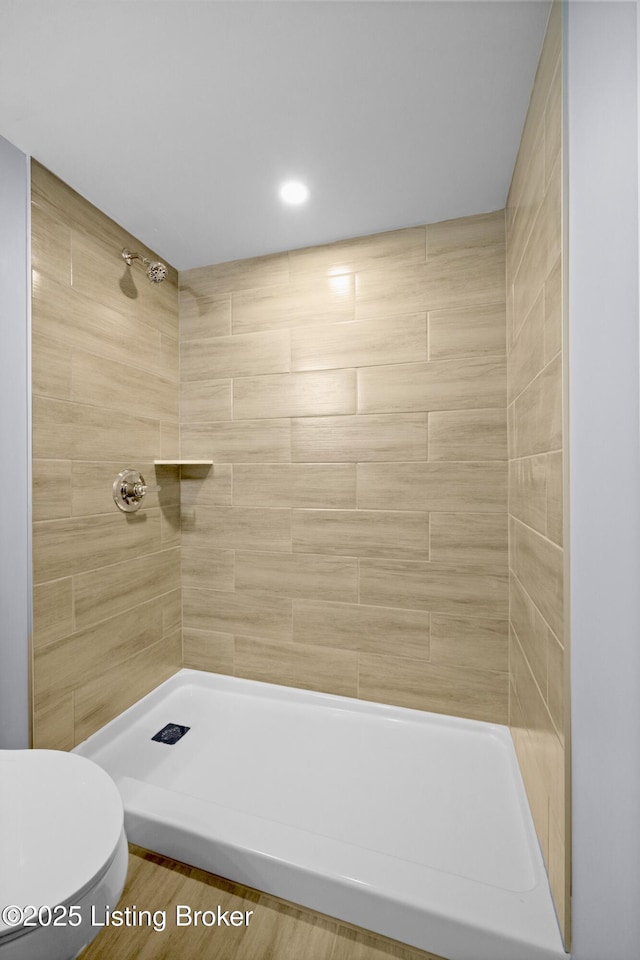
[151,723,190,745]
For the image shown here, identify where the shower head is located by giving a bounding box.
[146,260,167,283]
[122,248,168,284]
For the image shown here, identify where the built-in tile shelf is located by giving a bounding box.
[154,460,213,466]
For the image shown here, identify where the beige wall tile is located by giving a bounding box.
[544,255,562,365]
[234,369,356,420]
[70,227,142,315]
[183,588,292,640]
[70,400,158,461]
[512,154,561,332]
[509,455,547,535]
[427,210,505,258]
[512,353,562,458]
[507,401,515,460]
[293,599,429,659]
[32,162,173,274]
[32,578,73,649]
[180,379,232,422]
[71,231,178,341]
[357,461,507,512]
[291,314,427,372]
[233,463,356,508]
[234,636,358,697]
[179,292,231,340]
[358,654,507,722]
[506,6,566,937]
[507,119,545,285]
[182,505,291,553]
[33,509,162,583]
[160,420,180,459]
[31,201,72,285]
[547,630,565,740]
[355,246,505,321]
[31,161,182,749]
[32,396,74,460]
[508,291,545,404]
[33,696,75,751]
[511,518,564,641]
[293,509,429,561]
[544,61,562,186]
[430,614,508,674]
[181,547,235,592]
[33,459,72,521]
[292,414,426,462]
[180,463,232,507]
[181,252,289,298]
[429,409,507,461]
[509,682,551,868]
[33,396,160,461]
[288,226,426,277]
[181,329,290,381]
[428,302,506,361]
[510,573,549,696]
[233,275,354,335]
[183,629,235,674]
[429,513,508,564]
[356,462,428,510]
[73,631,181,743]
[546,451,563,545]
[548,811,567,947]
[358,357,505,414]
[33,599,164,711]
[236,552,358,602]
[159,335,179,383]
[161,503,182,546]
[359,559,508,618]
[32,332,72,400]
[71,350,178,422]
[162,588,182,635]
[181,419,291,462]
[73,547,180,631]
[32,272,162,377]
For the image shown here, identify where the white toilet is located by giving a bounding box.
[0,749,128,960]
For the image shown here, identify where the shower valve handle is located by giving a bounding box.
[132,482,161,497]
[113,469,161,512]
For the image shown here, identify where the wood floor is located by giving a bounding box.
[79,845,446,960]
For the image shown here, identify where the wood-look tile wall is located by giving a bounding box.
[179,210,508,723]
[31,162,182,749]
[506,2,569,945]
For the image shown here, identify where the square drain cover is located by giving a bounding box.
[151,723,190,745]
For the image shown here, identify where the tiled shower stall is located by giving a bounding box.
[30,3,567,948]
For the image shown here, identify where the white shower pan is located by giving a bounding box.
[75,669,567,960]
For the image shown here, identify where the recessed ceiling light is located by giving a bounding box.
[279,180,309,205]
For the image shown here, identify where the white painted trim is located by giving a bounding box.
[566,3,640,957]
[0,135,31,748]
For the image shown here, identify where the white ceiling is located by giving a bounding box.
[0,1,550,270]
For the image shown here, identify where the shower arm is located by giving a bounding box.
[122,248,150,267]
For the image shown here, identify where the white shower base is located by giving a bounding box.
[74,669,567,960]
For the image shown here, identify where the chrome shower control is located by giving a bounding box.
[113,469,161,513]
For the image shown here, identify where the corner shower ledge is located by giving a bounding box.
[74,670,567,960]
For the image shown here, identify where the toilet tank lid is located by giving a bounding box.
[0,750,124,938]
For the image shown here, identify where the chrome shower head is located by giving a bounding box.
[146,260,168,284]
[122,248,167,284]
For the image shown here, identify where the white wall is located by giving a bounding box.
[0,134,31,748]
[567,2,640,957]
